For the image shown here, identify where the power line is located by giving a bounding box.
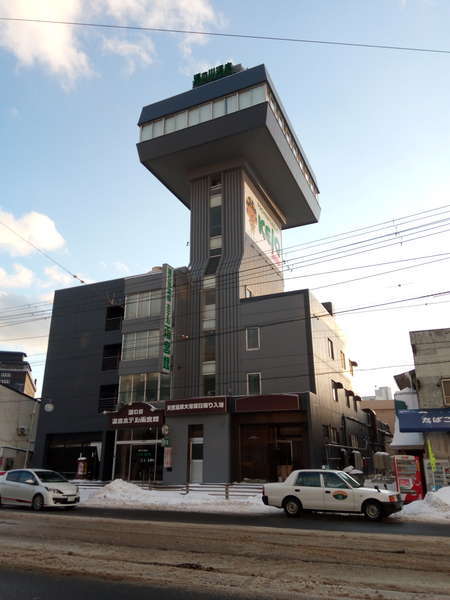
[0,220,85,285]
[1,17,450,56]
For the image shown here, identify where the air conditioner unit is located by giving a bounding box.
[17,426,28,436]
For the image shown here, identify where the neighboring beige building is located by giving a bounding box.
[0,384,38,471]
[410,328,450,460]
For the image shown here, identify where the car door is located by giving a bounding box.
[15,470,39,505]
[322,472,356,511]
[1,470,23,505]
[290,471,324,510]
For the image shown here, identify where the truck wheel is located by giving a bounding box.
[283,497,302,518]
[363,500,382,521]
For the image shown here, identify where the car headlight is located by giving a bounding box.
[45,487,63,495]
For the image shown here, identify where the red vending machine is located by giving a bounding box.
[392,455,424,503]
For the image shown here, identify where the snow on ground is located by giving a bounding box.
[80,480,450,522]
[393,486,450,523]
[81,479,279,514]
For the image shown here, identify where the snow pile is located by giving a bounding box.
[83,479,279,514]
[396,486,450,522]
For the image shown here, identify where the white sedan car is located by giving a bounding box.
[263,469,403,521]
[0,469,80,511]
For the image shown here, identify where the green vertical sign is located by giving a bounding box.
[162,265,174,374]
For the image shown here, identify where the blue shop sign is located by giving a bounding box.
[398,408,450,432]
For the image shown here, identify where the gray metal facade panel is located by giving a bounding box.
[34,279,125,467]
[186,176,210,396]
[124,273,163,294]
[238,291,313,395]
[118,358,161,376]
[216,167,243,395]
[138,65,268,125]
[163,414,231,484]
[121,316,162,334]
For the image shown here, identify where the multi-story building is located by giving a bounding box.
[0,383,37,470]
[409,328,450,461]
[34,63,389,482]
[0,351,36,396]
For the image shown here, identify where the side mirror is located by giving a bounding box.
[25,479,36,485]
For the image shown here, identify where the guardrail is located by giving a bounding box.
[72,480,264,499]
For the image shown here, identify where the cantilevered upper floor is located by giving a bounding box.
[137,64,321,230]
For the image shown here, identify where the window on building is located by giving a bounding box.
[329,427,339,444]
[210,194,222,237]
[322,424,330,442]
[124,290,162,320]
[340,350,346,370]
[203,374,216,396]
[102,343,122,371]
[331,381,339,403]
[160,373,171,402]
[295,472,321,487]
[327,338,335,360]
[118,372,159,405]
[105,305,124,331]
[122,330,159,361]
[247,372,261,395]
[204,256,221,276]
[246,327,260,351]
[345,390,351,408]
[98,384,119,413]
[203,332,216,362]
[209,235,222,256]
[442,379,450,406]
[350,434,359,449]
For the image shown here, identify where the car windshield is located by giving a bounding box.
[34,470,67,483]
[340,472,362,488]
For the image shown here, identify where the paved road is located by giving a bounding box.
[12,504,450,537]
[0,568,244,600]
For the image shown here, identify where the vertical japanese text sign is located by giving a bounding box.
[162,265,174,373]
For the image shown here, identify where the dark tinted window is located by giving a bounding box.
[295,472,321,487]
[34,470,67,483]
[205,256,220,275]
[6,471,21,482]
[18,471,37,484]
[323,472,349,489]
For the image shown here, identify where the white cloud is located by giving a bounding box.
[0,263,34,288]
[0,0,92,88]
[43,265,75,286]
[39,291,55,303]
[102,35,155,74]
[0,0,223,86]
[112,261,131,274]
[0,210,66,257]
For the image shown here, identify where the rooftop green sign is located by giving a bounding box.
[193,62,238,88]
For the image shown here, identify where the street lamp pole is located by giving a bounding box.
[24,397,55,468]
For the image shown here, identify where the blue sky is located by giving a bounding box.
[1,0,449,396]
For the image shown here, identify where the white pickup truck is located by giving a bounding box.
[262,469,403,521]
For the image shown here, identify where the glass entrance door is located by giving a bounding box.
[189,437,204,483]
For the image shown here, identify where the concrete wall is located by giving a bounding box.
[411,328,450,408]
[0,385,37,469]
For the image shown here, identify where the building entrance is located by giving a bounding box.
[237,421,306,482]
[114,440,163,482]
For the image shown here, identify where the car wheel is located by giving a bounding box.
[363,500,382,521]
[31,494,44,511]
[283,496,302,518]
